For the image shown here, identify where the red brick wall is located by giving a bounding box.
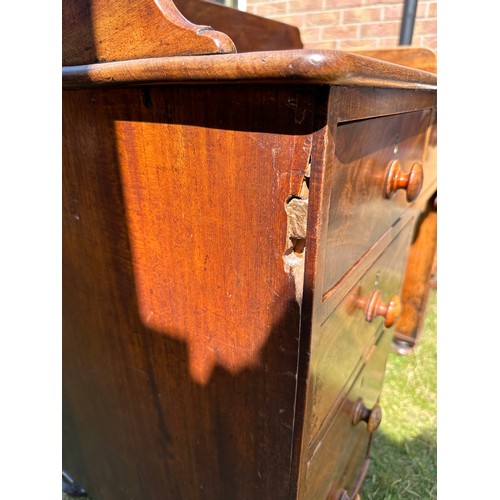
[246,0,437,51]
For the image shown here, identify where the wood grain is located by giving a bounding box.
[305,219,412,449]
[292,85,436,498]
[62,0,236,66]
[62,49,437,89]
[383,160,424,202]
[322,110,432,294]
[174,0,303,52]
[303,327,392,499]
[350,47,437,73]
[394,193,437,347]
[62,1,438,490]
[63,84,328,499]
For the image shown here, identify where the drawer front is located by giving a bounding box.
[302,327,392,499]
[306,219,413,445]
[323,109,433,295]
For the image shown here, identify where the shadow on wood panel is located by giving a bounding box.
[62,84,325,499]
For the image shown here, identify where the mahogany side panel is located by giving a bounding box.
[62,84,328,499]
[62,0,236,66]
[174,0,303,52]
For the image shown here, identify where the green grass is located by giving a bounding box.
[362,289,437,499]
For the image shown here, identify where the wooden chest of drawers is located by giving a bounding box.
[62,1,437,498]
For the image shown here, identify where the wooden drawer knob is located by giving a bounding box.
[384,160,423,202]
[352,398,382,433]
[356,289,401,328]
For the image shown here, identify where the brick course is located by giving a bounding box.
[245,0,437,51]
[343,7,384,24]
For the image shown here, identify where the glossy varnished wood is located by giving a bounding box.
[352,47,437,73]
[288,87,437,331]
[62,4,438,497]
[304,219,413,449]
[292,86,436,498]
[394,194,437,348]
[394,108,437,350]
[303,327,393,499]
[383,160,424,202]
[62,50,437,89]
[175,0,303,52]
[356,290,401,328]
[322,110,432,294]
[62,84,329,499]
[62,0,235,66]
[63,83,437,500]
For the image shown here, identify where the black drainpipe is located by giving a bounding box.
[399,0,418,45]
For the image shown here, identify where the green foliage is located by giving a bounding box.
[363,290,437,499]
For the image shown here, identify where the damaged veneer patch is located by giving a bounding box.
[283,168,310,306]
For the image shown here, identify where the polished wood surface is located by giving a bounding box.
[351,399,382,433]
[292,85,436,498]
[304,218,412,450]
[394,108,437,350]
[356,290,401,328]
[63,84,436,499]
[349,459,371,499]
[322,110,432,294]
[63,2,437,498]
[383,160,424,202]
[62,49,437,89]
[351,47,437,73]
[175,0,303,52]
[63,84,326,499]
[303,327,392,499]
[394,193,437,348]
[303,85,437,331]
[62,0,235,66]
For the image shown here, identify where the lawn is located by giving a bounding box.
[362,288,437,499]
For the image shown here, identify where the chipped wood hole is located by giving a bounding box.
[283,164,310,306]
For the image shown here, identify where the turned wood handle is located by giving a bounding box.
[356,289,401,328]
[384,160,423,202]
[351,398,382,433]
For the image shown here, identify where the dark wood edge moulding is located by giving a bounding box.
[62,50,437,89]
